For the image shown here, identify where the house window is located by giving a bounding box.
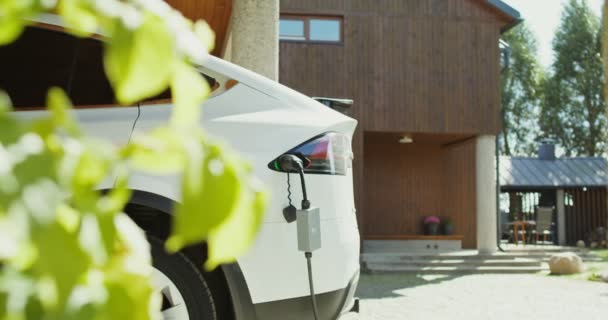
[309,19,341,41]
[279,15,343,43]
[279,19,306,41]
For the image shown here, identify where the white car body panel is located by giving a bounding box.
[10,15,359,306]
[129,56,360,303]
[14,106,140,190]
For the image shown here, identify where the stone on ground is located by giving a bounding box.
[599,270,608,283]
[548,252,585,275]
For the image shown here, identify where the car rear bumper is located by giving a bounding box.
[253,269,360,320]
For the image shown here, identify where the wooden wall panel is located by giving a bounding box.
[280,0,506,134]
[363,132,478,248]
[363,133,444,237]
[281,0,511,22]
[280,0,511,247]
[442,138,477,248]
[166,0,232,56]
[564,188,608,245]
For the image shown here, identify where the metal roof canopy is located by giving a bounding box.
[500,157,608,189]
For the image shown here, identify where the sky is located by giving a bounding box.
[502,0,604,68]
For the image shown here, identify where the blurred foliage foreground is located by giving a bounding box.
[0,1,267,319]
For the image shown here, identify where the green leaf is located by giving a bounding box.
[0,90,13,114]
[166,142,240,252]
[104,14,175,105]
[31,222,91,311]
[205,182,267,270]
[169,61,209,127]
[114,214,152,270]
[126,127,185,174]
[71,147,110,191]
[100,273,157,320]
[0,4,24,46]
[57,0,99,37]
[0,17,23,45]
[12,144,57,195]
[47,87,80,135]
[0,0,45,45]
[0,1,266,319]
[194,20,215,53]
[0,267,37,318]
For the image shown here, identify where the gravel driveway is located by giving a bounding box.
[340,273,608,320]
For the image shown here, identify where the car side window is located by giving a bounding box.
[0,27,77,108]
[0,26,119,109]
[69,35,116,106]
[0,25,216,110]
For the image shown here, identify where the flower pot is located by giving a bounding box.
[443,224,454,235]
[425,223,439,235]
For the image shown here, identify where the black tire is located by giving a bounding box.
[149,237,216,320]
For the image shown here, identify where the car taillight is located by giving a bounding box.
[269,132,352,175]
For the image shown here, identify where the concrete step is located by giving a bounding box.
[367,259,542,267]
[497,253,601,262]
[361,249,605,273]
[362,254,540,264]
[502,246,588,253]
[535,256,602,262]
[362,251,601,262]
[363,263,547,274]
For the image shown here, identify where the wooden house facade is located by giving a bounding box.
[279,0,520,250]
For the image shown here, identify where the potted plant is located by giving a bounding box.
[423,215,441,235]
[442,217,454,235]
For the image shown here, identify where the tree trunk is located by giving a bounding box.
[502,129,512,156]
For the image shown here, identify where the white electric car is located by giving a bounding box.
[2,20,360,320]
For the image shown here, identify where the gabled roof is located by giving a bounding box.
[500,156,608,189]
[487,0,520,21]
[485,0,522,32]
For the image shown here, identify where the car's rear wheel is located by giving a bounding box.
[149,237,216,320]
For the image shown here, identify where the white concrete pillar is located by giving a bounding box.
[228,0,279,80]
[476,135,497,254]
[556,189,566,245]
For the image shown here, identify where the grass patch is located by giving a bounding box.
[591,249,608,261]
[587,272,603,282]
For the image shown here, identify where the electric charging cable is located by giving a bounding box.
[277,154,321,320]
[305,252,319,320]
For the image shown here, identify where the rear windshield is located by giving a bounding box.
[0,26,216,109]
[0,26,116,108]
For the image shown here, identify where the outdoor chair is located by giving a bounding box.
[500,210,512,241]
[533,207,553,244]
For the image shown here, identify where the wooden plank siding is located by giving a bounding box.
[565,188,608,245]
[363,132,477,248]
[442,138,478,248]
[280,0,505,134]
[363,133,444,237]
[280,0,511,247]
[166,0,232,56]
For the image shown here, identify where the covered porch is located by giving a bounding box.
[499,143,608,247]
[362,132,497,252]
